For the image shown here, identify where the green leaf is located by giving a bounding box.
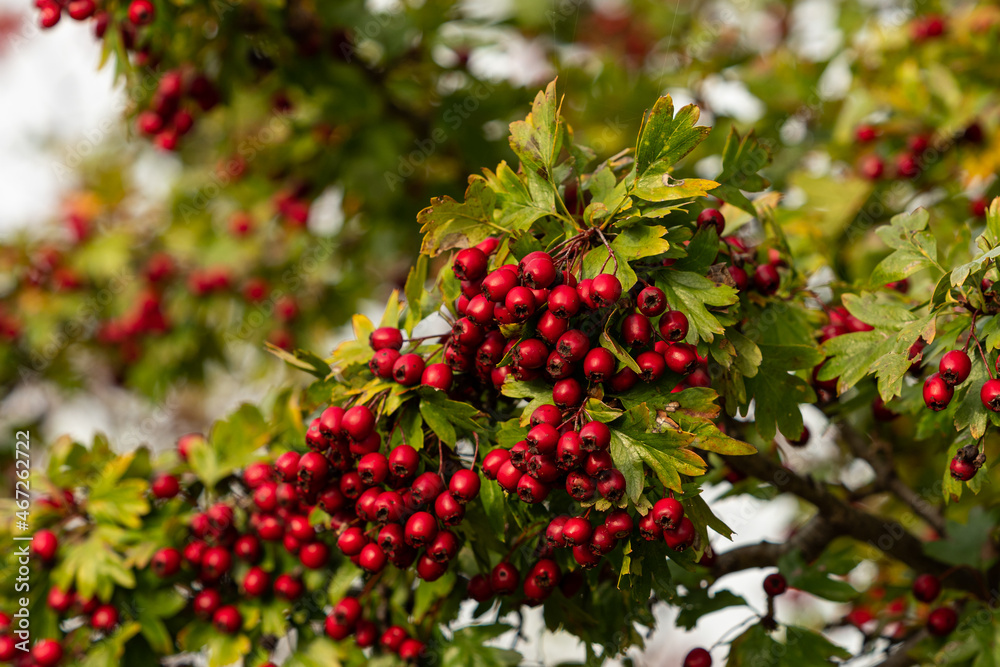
[79,623,141,667]
[508,79,563,176]
[713,129,773,215]
[612,405,705,498]
[729,624,851,666]
[582,244,638,292]
[633,166,718,202]
[871,208,940,286]
[52,532,136,602]
[924,506,1000,569]
[87,453,150,528]
[610,225,672,259]
[744,360,817,441]
[585,398,624,423]
[485,161,556,232]
[329,314,377,370]
[726,330,762,378]
[479,470,506,536]
[190,404,271,489]
[413,570,457,621]
[780,550,859,602]
[441,624,522,667]
[600,330,640,374]
[635,97,711,181]
[266,344,331,378]
[378,289,401,328]
[418,177,499,256]
[952,245,1000,288]
[404,255,429,330]
[420,399,457,445]
[674,589,746,630]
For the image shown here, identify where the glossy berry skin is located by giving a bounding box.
[763,573,788,597]
[213,606,242,634]
[927,607,958,637]
[658,310,689,342]
[684,647,713,667]
[552,378,584,408]
[468,574,494,602]
[583,348,616,383]
[636,351,666,382]
[922,373,955,411]
[337,527,368,556]
[566,472,596,502]
[421,362,453,391]
[950,456,977,481]
[605,509,634,538]
[596,469,626,503]
[428,530,459,562]
[651,497,684,530]
[300,542,329,569]
[562,517,593,546]
[453,247,488,281]
[151,474,180,499]
[392,353,425,386]
[399,639,426,661]
[548,285,581,318]
[389,444,420,480]
[481,269,518,302]
[516,474,550,503]
[33,529,59,562]
[482,449,511,480]
[449,469,481,502]
[505,286,537,321]
[193,589,221,619]
[637,286,667,317]
[127,0,155,25]
[639,513,662,541]
[663,516,696,551]
[981,379,1000,412]
[490,561,520,595]
[370,327,403,351]
[753,264,780,295]
[513,338,549,369]
[939,350,971,386]
[591,273,623,307]
[343,405,376,441]
[911,573,942,603]
[90,604,119,632]
[622,313,653,347]
[369,348,400,378]
[242,567,270,596]
[152,547,181,577]
[579,421,611,451]
[697,208,725,235]
[556,330,591,362]
[32,640,63,667]
[359,543,388,572]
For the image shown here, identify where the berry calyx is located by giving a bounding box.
[939,350,971,386]
[923,374,954,411]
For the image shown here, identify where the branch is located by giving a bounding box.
[837,422,947,535]
[720,451,985,598]
[713,516,836,577]
[873,629,926,667]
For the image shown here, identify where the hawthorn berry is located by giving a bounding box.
[359,543,388,572]
[453,247,488,281]
[520,253,556,288]
[548,285,581,318]
[213,605,242,634]
[597,468,626,503]
[636,350,666,382]
[481,269,518,302]
[369,348,400,378]
[370,327,403,351]
[583,347,616,383]
[753,264,780,295]
[589,524,617,555]
[912,573,941,602]
[923,374,954,411]
[950,456,978,481]
[490,562,520,595]
[566,472,596,502]
[337,527,368,556]
[579,421,611,451]
[389,444,420,480]
[356,620,378,648]
[449,469,481,502]
[537,310,569,345]
[622,313,653,347]
[562,517,593,546]
[152,547,181,577]
[151,474,180,499]
[127,0,155,25]
[343,405,376,440]
[684,648,713,667]
[663,517,696,551]
[300,542,329,569]
[193,589,221,618]
[651,497,684,530]
[482,448,511,480]
[242,567,270,596]
[392,353,425,386]
[234,534,262,562]
[658,310,689,342]
[427,530,459,562]
[697,208,725,235]
[939,350,971,386]
[32,640,63,667]
[591,273,623,307]
[981,378,1000,412]
[763,573,788,597]
[552,378,584,408]
[927,607,957,636]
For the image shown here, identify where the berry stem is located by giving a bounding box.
[969,325,993,380]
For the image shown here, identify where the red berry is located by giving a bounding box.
[696,208,725,235]
[151,474,180,499]
[201,546,232,581]
[982,378,1000,412]
[548,285,581,318]
[468,574,494,602]
[370,327,403,351]
[622,313,653,347]
[482,449,511,480]
[300,542,329,569]
[663,516,695,551]
[639,512,661,540]
[213,605,242,634]
[332,597,362,628]
[566,472,596,502]
[449,469,481,502]
[860,154,884,180]
[359,543,388,572]
[193,589,221,618]
[389,444,419,480]
[399,638,426,661]
[416,553,449,581]
[855,125,877,143]
[596,469,626,503]
[453,247,488,282]
[404,511,439,548]
[38,1,61,28]
[665,343,698,375]
[556,330,591,362]
[684,647,713,667]
[127,0,155,25]
[652,497,684,530]
[242,566,270,596]
[753,264,780,295]
[556,431,584,470]
[152,547,181,577]
[939,350,972,386]
[658,310,689,342]
[950,456,978,481]
[536,310,569,345]
[358,453,389,486]
[579,421,611,451]
[637,286,667,317]
[572,544,601,568]
[927,607,957,636]
[562,517,593,546]
[609,367,640,392]
[636,350,666,382]
[411,472,446,506]
[434,491,465,524]
[912,573,941,602]
[337,527,368,556]
[427,529,459,562]
[604,509,634,538]
[591,274,623,307]
[356,620,378,647]
[374,490,405,523]
[380,625,408,652]
[763,573,787,596]
[481,269,519,302]
[490,562,520,595]
[275,573,304,600]
[369,348,400,378]
[513,338,549,369]
[392,353,425,386]
[32,639,63,667]
[921,374,954,411]
[343,405,376,440]
[552,378,584,408]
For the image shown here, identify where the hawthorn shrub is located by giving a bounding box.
[5,79,1000,666]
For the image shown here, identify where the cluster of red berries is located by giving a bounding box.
[36,0,152,34]
[135,69,219,151]
[273,188,313,229]
[854,124,932,182]
[698,209,782,297]
[911,574,959,637]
